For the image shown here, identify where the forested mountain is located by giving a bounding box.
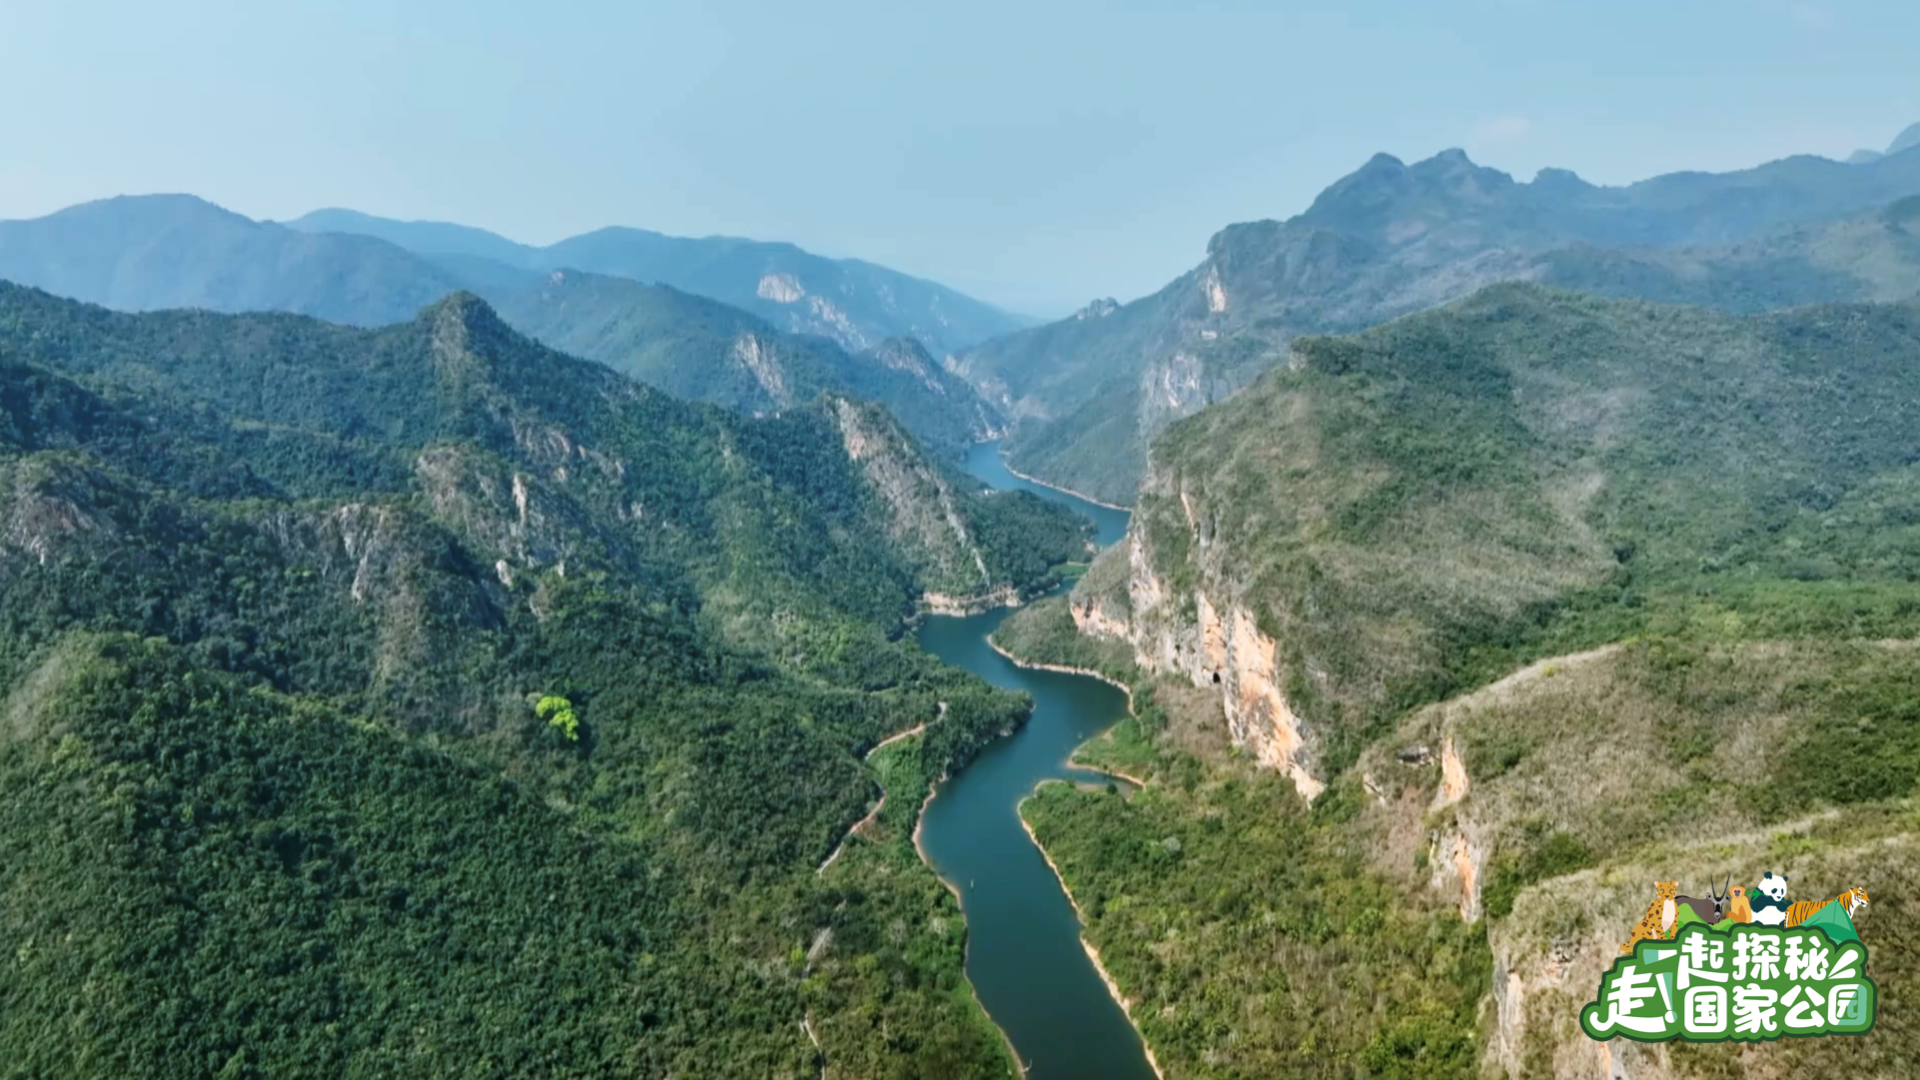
[997,285,1920,1076]
[0,197,1004,458]
[288,207,1030,356]
[0,282,1089,1077]
[482,270,1003,458]
[956,144,1920,505]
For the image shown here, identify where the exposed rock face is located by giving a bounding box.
[1069,461,1325,800]
[1202,266,1228,313]
[0,458,117,566]
[830,398,995,603]
[867,336,949,395]
[731,332,794,408]
[802,295,867,350]
[922,586,1020,616]
[756,273,805,303]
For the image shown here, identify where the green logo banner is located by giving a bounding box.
[1581,924,1874,1042]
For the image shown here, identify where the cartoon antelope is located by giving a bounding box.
[1675,876,1729,926]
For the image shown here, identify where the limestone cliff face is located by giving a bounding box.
[731,332,795,409]
[830,398,999,606]
[1070,459,1325,799]
[0,457,120,567]
[1426,735,1487,923]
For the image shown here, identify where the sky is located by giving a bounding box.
[1,0,1917,316]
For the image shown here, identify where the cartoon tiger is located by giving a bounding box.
[1620,881,1679,954]
[1786,887,1870,928]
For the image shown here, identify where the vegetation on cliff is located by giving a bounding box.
[0,283,1085,1077]
[959,146,1920,505]
[1003,284,1920,1077]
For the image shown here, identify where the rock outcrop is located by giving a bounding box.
[1069,461,1325,799]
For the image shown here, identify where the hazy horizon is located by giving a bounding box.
[4,0,1918,315]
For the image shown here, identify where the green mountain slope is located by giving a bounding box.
[287,209,1030,356]
[480,270,1003,458]
[960,148,1920,505]
[1536,197,1920,312]
[1075,284,1920,775]
[0,283,1089,1077]
[995,286,1920,1078]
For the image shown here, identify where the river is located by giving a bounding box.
[913,441,1158,1080]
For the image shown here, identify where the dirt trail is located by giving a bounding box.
[815,714,940,874]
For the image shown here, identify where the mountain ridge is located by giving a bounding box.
[0,196,1005,457]
[0,280,1089,1075]
[287,207,1030,355]
[960,144,1920,504]
[995,282,1920,1078]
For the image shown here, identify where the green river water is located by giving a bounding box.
[912,442,1159,1080]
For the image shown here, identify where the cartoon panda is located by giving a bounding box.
[1750,871,1790,927]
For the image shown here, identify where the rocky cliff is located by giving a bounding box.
[1068,456,1326,798]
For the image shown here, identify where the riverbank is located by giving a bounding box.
[910,780,1030,1077]
[1017,811,1167,1080]
[922,585,1024,617]
[998,455,1134,512]
[983,636,1152,788]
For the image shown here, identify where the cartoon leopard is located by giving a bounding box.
[1620,881,1679,954]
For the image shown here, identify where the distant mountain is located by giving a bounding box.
[291,206,536,265]
[1891,122,1920,158]
[1842,120,1920,166]
[0,195,468,326]
[287,209,1029,356]
[959,146,1920,504]
[480,269,1003,457]
[1296,144,1920,250]
[0,196,1001,457]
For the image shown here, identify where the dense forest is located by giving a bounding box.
[0,282,1087,1078]
[997,285,1920,1078]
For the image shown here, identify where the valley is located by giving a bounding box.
[5,81,1920,1078]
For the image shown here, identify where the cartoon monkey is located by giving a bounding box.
[1725,884,1753,924]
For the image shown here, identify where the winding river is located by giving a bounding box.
[914,442,1158,1080]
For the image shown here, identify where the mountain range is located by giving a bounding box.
[9,117,1920,1079]
[0,280,1085,1076]
[285,206,1030,356]
[0,195,1008,458]
[959,138,1920,504]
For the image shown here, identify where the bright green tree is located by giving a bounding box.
[535,694,580,741]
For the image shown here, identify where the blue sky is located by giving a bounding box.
[1,0,1916,315]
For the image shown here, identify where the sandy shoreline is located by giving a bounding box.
[998,455,1134,512]
[901,603,1160,1076]
[984,637,1135,698]
[910,778,1030,1075]
[983,637,1152,787]
[1017,812,1168,1080]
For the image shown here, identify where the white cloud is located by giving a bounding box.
[1469,115,1534,146]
